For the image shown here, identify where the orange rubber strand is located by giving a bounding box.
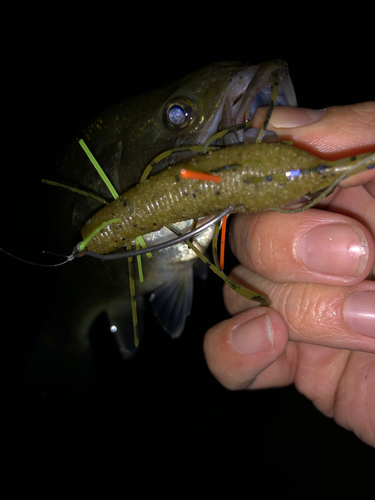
[220,215,227,270]
[180,169,221,183]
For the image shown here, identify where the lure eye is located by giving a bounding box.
[163,98,196,129]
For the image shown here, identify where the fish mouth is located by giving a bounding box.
[219,59,297,145]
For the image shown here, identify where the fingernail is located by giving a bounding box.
[270,107,324,128]
[231,314,274,354]
[298,224,368,277]
[344,292,375,338]
[256,107,324,128]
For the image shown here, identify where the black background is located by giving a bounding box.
[1,6,374,498]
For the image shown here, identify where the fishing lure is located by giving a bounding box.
[80,143,375,255]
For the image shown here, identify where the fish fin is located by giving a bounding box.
[193,256,209,281]
[149,265,194,339]
[106,295,145,359]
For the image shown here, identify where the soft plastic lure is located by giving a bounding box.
[80,143,375,255]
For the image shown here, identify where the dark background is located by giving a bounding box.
[1,5,373,498]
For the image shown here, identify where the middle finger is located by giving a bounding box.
[229,209,374,288]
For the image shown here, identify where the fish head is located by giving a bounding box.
[153,59,297,151]
[115,59,297,179]
[69,59,297,229]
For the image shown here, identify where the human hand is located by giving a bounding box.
[203,102,375,446]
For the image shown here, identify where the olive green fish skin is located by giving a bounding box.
[82,143,347,254]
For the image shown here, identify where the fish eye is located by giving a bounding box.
[163,98,196,129]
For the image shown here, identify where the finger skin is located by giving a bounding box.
[223,265,375,351]
[253,101,375,158]
[204,307,375,446]
[203,102,375,446]
[203,308,290,390]
[229,210,375,287]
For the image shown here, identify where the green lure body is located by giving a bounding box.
[82,143,372,254]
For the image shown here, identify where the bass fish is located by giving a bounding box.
[32,60,299,372]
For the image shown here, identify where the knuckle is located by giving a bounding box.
[272,282,344,342]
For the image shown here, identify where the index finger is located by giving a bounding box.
[253,102,375,159]
[254,103,375,193]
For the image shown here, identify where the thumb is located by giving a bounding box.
[203,308,290,390]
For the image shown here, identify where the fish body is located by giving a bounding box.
[35,60,297,369]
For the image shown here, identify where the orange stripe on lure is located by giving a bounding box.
[179,169,221,183]
[220,215,227,270]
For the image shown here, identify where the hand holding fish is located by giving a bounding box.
[203,102,375,446]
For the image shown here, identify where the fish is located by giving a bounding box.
[31,60,298,374]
